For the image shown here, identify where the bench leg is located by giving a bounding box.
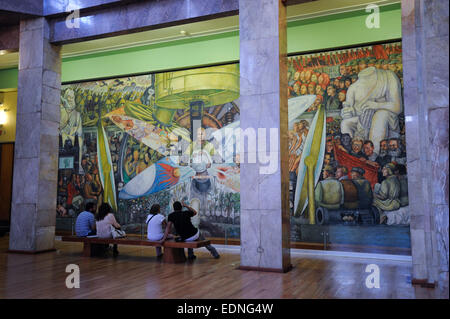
[163,247,186,263]
[83,242,92,257]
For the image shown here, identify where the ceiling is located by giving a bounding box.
[0,0,399,70]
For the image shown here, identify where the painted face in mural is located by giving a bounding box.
[339,65,347,76]
[311,73,318,84]
[327,85,336,97]
[335,166,347,179]
[363,141,375,157]
[313,96,323,107]
[346,65,353,74]
[299,71,306,83]
[326,140,334,153]
[305,70,312,82]
[300,85,308,95]
[351,139,363,154]
[333,78,340,87]
[345,79,351,88]
[317,74,324,85]
[380,139,388,152]
[63,89,76,111]
[133,149,139,162]
[315,85,323,95]
[308,83,316,95]
[338,91,346,102]
[294,71,300,81]
[350,170,361,180]
[293,82,301,95]
[388,139,401,156]
[322,165,331,178]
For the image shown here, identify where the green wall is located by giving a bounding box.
[0,3,401,88]
[0,68,18,90]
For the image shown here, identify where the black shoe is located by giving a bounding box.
[188,255,197,260]
[113,250,119,257]
[213,254,220,259]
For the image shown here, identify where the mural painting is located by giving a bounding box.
[57,65,241,238]
[287,42,410,249]
[57,41,410,251]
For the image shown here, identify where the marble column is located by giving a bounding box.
[239,0,291,272]
[402,0,449,290]
[9,17,61,252]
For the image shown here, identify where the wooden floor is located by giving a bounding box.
[0,236,447,299]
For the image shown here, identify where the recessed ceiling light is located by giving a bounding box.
[180,30,190,36]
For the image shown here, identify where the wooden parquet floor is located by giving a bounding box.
[0,236,447,299]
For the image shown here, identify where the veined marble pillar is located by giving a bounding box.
[9,17,61,252]
[402,0,449,289]
[239,0,291,272]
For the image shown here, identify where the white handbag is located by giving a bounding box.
[110,224,126,239]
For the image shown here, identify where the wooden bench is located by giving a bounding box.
[61,236,211,263]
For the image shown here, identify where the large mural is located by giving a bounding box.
[287,42,410,249]
[56,41,410,251]
[57,65,241,238]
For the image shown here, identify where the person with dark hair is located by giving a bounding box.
[146,204,171,258]
[394,164,409,207]
[350,167,373,209]
[340,133,352,153]
[96,203,121,256]
[75,202,96,237]
[161,201,220,260]
[314,165,344,210]
[325,85,340,110]
[388,138,407,165]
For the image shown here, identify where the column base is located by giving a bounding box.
[8,248,56,255]
[411,278,437,288]
[237,264,293,273]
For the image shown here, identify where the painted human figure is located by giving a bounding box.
[373,163,401,223]
[340,66,403,154]
[60,88,84,173]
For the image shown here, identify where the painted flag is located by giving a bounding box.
[97,120,117,211]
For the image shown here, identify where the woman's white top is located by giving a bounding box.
[96,213,119,238]
[146,213,166,241]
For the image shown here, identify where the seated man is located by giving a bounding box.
[161,201,220,260]
[350,167,373,209]
[373,163,401,223]
[314,165,344,210]
[75,202,96,237]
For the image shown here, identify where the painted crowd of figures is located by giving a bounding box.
[56,42,410,247]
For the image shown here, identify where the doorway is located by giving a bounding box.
[0,143,14,236]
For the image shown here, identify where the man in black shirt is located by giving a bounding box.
[162,201,220,260]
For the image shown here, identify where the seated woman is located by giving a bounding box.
[146,204,172,258]
[96,203,121,256]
